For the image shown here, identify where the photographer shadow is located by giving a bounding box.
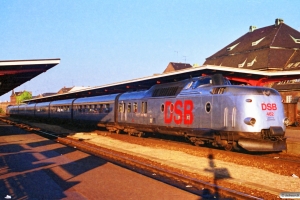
[203,153,232,199]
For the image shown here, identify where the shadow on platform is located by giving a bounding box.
[203,151,232,199]
[0,136,107,199]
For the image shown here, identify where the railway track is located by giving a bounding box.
[0,117,265,200]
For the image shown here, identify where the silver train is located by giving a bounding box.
[7,74,288,152]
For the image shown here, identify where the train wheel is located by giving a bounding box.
[224,144,233,151]
[138,132,144,137]
[233,142,241,151]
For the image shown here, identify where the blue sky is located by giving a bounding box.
[1,0,300,101]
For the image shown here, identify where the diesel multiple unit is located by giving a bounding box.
[7,75,288,152]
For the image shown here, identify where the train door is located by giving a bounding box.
[212,96,223,129]
[118,102,126,122]
[200,96,212,128]
[126,102,132,122]
[141,101,148,125]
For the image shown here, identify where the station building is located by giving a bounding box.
[203,18,300,102]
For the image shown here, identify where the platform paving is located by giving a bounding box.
[0,121,199,200]
[285,127,300,155]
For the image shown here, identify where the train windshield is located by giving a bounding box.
[185,76,231,89]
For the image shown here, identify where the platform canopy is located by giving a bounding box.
[25,64,300,103]
[0,58,60,97]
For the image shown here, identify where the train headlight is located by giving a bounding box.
[283,117,289,126]
[244,117,256,126]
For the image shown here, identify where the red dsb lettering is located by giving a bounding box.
[173,100,183,124]
[261,103,277,110]
[184,100,194,125]
[164,100,194,125]
[164,101,173,124]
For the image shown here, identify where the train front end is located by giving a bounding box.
[233,86,288,151]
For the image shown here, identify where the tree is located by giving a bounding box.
[16,91,32,105]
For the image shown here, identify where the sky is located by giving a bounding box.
[1,0,300,101]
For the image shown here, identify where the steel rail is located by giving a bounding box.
[0,117,264,199]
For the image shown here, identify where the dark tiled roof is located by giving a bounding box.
[204,22,300,71]
[57,87,73,93]
[163,62,192,73]
[11,91,32,97]
[272,82,300,91]
[32,93,57,99]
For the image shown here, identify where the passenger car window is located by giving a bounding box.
[127,103,132,113]
[105,104,110,113]
[133,102,138,113]
[99,104,103,113]
[142,102,147,113]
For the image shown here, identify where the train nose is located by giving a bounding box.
[244,117,256,126]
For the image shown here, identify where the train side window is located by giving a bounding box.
[127,103,132,113]
[161,104,165,112]
[185,81,194,89]
[142,102,147,113]
[119,103,123,113]
[99,104,103,113]
[105,104,110,113]
[205,102,211,113]
[133,102,138,113]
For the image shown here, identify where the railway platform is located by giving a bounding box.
[0,120,198,200]
[285,127,300,155]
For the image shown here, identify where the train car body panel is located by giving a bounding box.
[8,74,288,152]
[19,103,36,117]
[49,99,74,120]
[73,94,119,123]
[6,105,18,115]
[118,91,148,125]
[35,102,51,118]
[114,75,287,151]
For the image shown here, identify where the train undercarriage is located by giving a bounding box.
[105,123,287,152]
